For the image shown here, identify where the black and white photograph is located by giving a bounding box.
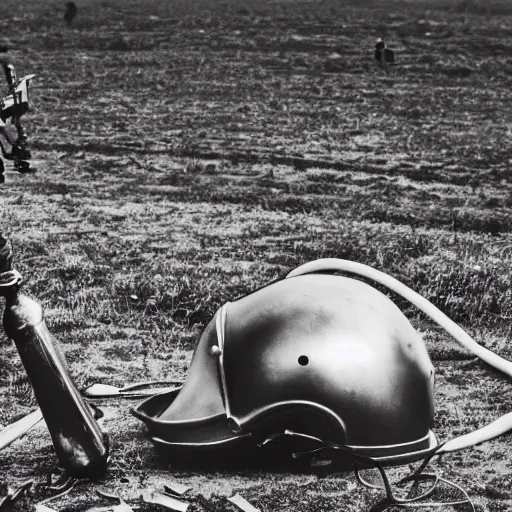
[1,0,512,510]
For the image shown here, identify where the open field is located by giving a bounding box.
[1,0,512,510]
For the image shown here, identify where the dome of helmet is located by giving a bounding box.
[134,274,436,463]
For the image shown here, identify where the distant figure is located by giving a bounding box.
[64,2,78,25]
[375,39,395,68]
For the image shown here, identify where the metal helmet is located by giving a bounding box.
[133,271,437,466]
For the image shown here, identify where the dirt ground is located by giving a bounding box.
[1,0,512,510]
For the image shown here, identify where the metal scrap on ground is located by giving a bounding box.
[0,480,34,509]
[96,489,123,500]
[36,478,77,506]
[83,381,179,399]
[34,505,57,512]
[163,483,192,496]
[0,408,43,450]
[227,494,261,512]
[86,500,134,512]
[141,490,189,512]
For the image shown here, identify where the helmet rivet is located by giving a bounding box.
[210,345,222,357]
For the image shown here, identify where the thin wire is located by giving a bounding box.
[292,441,475,511]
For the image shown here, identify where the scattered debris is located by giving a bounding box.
[0,408,43,451]
[142,490,189,512]
[97,489,122,501]
[112,501,134,512]
[34,505,57,512]
[87,500,133,512]
[227,494,260,512]
[84,383,135,398]
[84,381,179,399]
[163,483,192,497]
[0,480,34,509]
[46,467,71,489]
[90,403,105,420]
[37,477,77,505]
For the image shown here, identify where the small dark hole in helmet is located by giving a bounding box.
[298,355,309,366]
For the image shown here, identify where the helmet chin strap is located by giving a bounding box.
[286,258,512,454]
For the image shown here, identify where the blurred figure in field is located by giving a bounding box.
[375,38,395,70]
[64,2,78,26]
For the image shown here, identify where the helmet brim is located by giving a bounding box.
[133,388,438,466]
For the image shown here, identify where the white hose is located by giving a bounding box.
[438,412,512,453]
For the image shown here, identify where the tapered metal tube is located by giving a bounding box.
[3,291,109,478]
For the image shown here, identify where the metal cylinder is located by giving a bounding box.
[2,290,109,478]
